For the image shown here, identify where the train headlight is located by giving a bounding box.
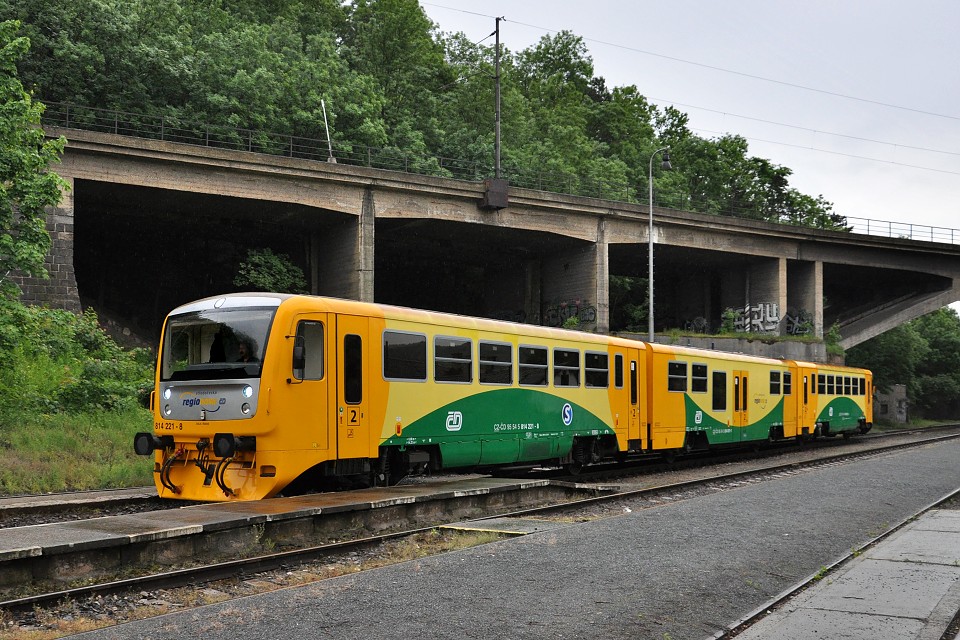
[163,405,172,416]
[241,402,251,415]
[242,385,254,398]
[162,388,172,400]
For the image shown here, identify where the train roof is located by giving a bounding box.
[170,293,646,349]
[645,342,788,365]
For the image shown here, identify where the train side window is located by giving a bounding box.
[734,375,740,411]
[827,375,835,395]
[630,361,638,405]
[615,354,624,389]
[554,348,580,387]
[344,334,362,403]
[712,371,727,411]
[383,331,427,381]
[293,320,324,381]
[519,345,548,386]
[667,361,687,392]
[859,378,866,395]
[783,372,792,395]
[818,374,826,395]
[691,364,708,393]
[769,371,781,395]
[845,377,852,395]
[585,351,609,388]
[479,341,512,385]
[434,335,472,383]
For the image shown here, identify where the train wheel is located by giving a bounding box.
[564,462,584,475]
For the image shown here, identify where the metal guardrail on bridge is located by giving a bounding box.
[845,217,958,245]
[40,102,960,246]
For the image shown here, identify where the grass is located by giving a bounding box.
[0,408,154,495]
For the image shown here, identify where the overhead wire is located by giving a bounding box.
[421,2,960,175]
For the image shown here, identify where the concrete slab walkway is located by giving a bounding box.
[737,509,960,640]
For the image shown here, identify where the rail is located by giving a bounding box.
[40,102,960,245]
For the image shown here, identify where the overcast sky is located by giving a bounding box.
[421,1,960,241]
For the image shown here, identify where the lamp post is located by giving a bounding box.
[648,147,672,342]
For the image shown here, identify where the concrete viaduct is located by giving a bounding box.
[19,126,960,351]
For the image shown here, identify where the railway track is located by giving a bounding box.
[3,424,956,529]
[2,425,958,629]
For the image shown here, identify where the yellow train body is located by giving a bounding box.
[135,294,872,501]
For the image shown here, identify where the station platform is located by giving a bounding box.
[0,477,555,565]
[734,508,960,640]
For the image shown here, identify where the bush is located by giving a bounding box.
[0,299,154,416]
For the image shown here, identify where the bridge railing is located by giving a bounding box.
[845,217,958,245]
[41,102,960,246]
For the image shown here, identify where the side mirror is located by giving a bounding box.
[293,343,306,373]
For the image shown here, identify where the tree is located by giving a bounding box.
[846,323,928,394]
[233,248,307,294]
[0,20,66,298]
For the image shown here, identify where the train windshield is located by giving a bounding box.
[160,307,276,381]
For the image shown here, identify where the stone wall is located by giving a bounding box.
[14,178,81,312]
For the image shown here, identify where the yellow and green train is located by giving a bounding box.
[134,294,873,501]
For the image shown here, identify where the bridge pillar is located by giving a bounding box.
[311,187,375,301]
[15,177,81,312]
[787,260,823,338]
[749,257,787,334]
[595,219,609,333]
[542,243,600,331]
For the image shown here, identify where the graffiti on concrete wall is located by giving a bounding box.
[784,309,814,336]
[543,299,597,328]
[733,303,781,334]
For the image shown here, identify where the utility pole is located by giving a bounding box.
[481,16,509,210]
[494,16,502,180]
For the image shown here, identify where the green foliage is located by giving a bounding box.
[824,322,845,357]
[0,19,67,298]
[719,308,741,335]
[0,298,154,492]
[0,299,154,416]
[848,307,960,420]
[233,247,307,293]
[1,1,844,229]
[609,275,647,332]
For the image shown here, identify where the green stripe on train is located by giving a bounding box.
[684,395,785,444]
[818,396,865,431]
[381,388,615,467]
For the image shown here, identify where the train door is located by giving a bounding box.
[629,358,641,449]
[733,370,749,441]
[795,366,815,437]
[290,313,329,451]
[336,315,369,461]
[782,368,797,438]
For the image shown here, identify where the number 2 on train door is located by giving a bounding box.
[337,315,368,460]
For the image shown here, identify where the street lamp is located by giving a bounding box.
[648,147,672,342]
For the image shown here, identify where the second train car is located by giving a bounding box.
[134,293,873,501]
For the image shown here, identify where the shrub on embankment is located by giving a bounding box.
[0,299,154,494]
